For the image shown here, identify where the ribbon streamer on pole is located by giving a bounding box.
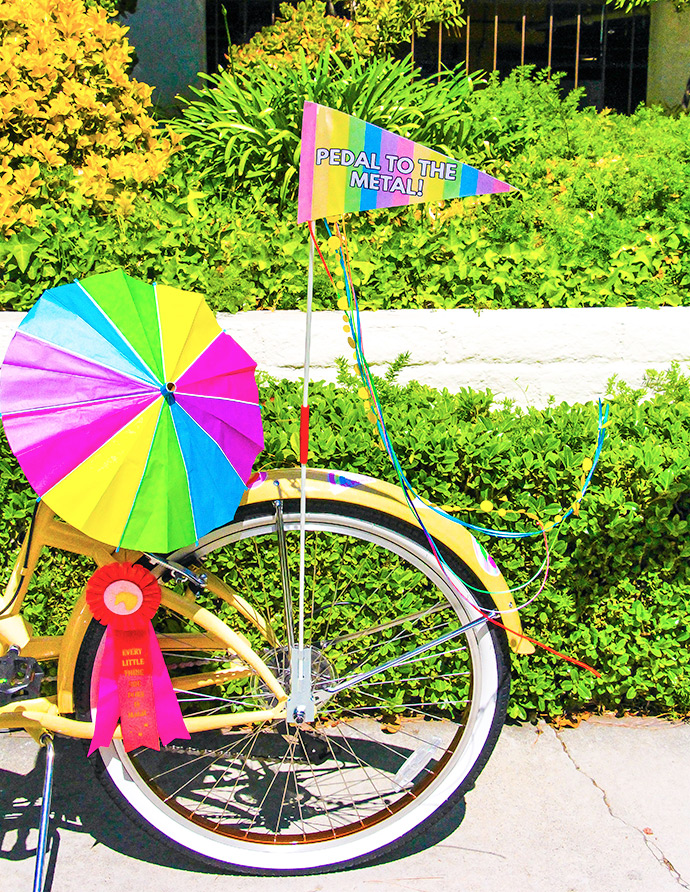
[296,102,606,678]
[292,103,518,708]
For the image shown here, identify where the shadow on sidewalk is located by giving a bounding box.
[0,735,467,884]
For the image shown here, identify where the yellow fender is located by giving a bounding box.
[8,466,533,727]
[241,468,534,656]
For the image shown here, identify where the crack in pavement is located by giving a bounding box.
[553,726,690,890]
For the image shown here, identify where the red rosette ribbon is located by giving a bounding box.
[86,562,190,755]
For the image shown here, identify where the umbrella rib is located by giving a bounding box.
[173,332,257,389]
[2,392,161,418]
[76,279,162,385]
[119,271,166,382]
[171,405,247,487]
[150,283,216,384]
[153,283,168,383]
[172,330,224,384]
[172,397,263,451]
[174,394,260,407]
[118,399,166,550]
[167,402,200,543]
[13,330,160,389]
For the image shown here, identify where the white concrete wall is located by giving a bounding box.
[1,308,688,408]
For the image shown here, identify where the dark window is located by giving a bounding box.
[205,0,649,113]
[206,0,281,70]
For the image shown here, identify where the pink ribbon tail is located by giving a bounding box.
[88,625,190,755]
[88,628,121,756]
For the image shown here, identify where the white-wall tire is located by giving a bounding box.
[75,500,510,874]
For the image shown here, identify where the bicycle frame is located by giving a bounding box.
[0,467,531,743]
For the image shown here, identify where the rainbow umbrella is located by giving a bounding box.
[0,270,264,552]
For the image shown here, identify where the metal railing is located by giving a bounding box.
[437,2,649,113]
[206,0,650,113]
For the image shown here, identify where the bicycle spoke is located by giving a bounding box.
[87,504,508,867]
[318,535,369,645]
[324,603,448,647]
[242,736,296,836]
[159,745,240,801]
[174,690,264,707]
[324,714,443,766]
[275,736,300,835]
[353,688,470,723]
[323,618,457,673]
[326,727,397,811]
[222,722,272,825]
[292,736,343,836]
[320,732,366,827]
[354,669,471,687]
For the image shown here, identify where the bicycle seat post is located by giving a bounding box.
[32,733,55,892]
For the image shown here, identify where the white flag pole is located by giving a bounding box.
[285,233,316,725]
[298,236,315,653]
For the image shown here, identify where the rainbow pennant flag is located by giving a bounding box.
[297,101,514,224]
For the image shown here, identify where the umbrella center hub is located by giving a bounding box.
[162,382,176,404]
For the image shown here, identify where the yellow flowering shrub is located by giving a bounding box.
[229,1,377,70]
[0,0,175,233]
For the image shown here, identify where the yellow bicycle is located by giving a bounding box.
[0,466,530,874]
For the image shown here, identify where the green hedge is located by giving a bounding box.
[2,69,690,312]
[2,364,688,719]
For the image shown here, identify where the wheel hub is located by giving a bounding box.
[257,645,335,715]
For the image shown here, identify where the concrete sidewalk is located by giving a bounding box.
[1,717,688,892]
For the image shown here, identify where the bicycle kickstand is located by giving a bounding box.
[32,733,55,892]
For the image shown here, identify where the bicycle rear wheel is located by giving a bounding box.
[74,499,510,874]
